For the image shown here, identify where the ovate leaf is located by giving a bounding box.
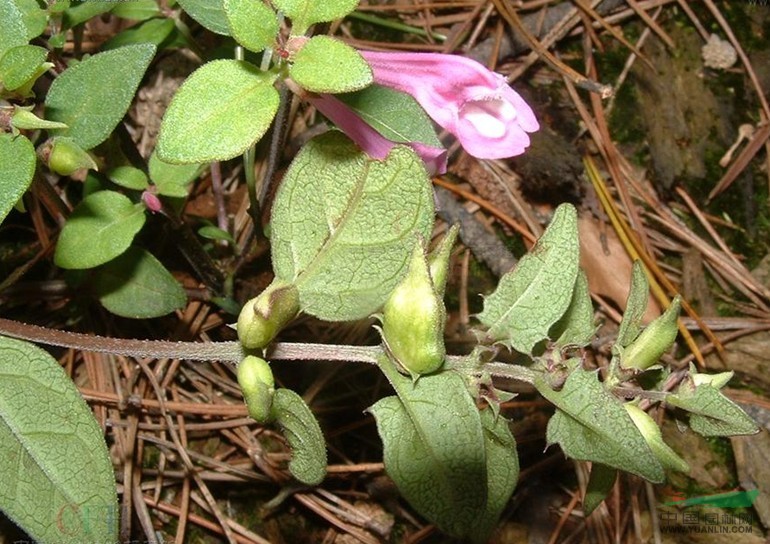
[62,0,114,28]
[0,0,27,60]
[368,362,487,539]
[471,408,519,542]
[289,36,372,94]
[616,261,649,348]
[0,44,48,91]
[101,18,176,51]
[552,270,596,347]
[668,385,758,437]
[112,0,161,20]
[177,0,229,35]
[273,0,359,35]
[0,133,35,223]
[45,44,156,150]
[271,131,435,321]
[478,203,580,354]
[535,367,665,482]
[271,388,327,485]
[337,84,443,147]
[0,337,117,544]
[148,150,202,198]
[94,247,187,318]
[107,165,148,191]
[54,191,146,269]
[156,60,279,163]
[583,464,617,515]
[224,0,278,53]
[12,0,48,39]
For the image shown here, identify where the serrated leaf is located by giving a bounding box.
[273,0,358,35]
[584,464,617,515]
[0,133,35,224]
[107,165,148,191]
[148,150,202,197]
[102,18,176,51]
[224,0,277,53]
[617,261,649,348]
[54,190,146,269]
[45,44,156,150]
[552,269,595,347]
[368,364,487,539]
[271,388,326,485]
[94,247,186,318]
[668,385,758,437]
[13,0,48,39]
[0,44,47,91]
[337,84,443,147]
[0,336,117,544]
[156,60,279,164]
[177,0,229,35]
[271,131,435,321]
[478,203,580,354]
[471,408,519,542]
[0,0,28,60]
[289,36,372,94]
[535,367,665,482]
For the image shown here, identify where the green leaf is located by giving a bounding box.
[45,44,156,150]
[337,84,443,147]
[198,225,235,244]
[273,0,358,35]
[584,464,617,515]
[271,388,326,485]
[12,0,48,39]
[0,336,117,544]
[289,36,372,94]
[101,18,176,51]
[224,0,278,53]
[478,203,580,354]
[148,150,202,197]
[617,261,649,348]
[11,107,68,131]
[156,60,279,164]
[471,408,519,542]
[107,165,149,191]
[552,270,596,347]
[177,0,229,35]
[0,133,35,224]
[62,0,114,28]
[0,44,47,91]
[271,131,435,321]
[535,367,665,482]
[112,0,161,20]
[0,0,28,60]
[668,385,758,437]
[93,247,186,318]
[54,190,147,269]
[369,361,487,539]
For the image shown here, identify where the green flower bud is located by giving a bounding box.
[40,137,98,176]
[237,280,299,349]
[428,223,459,297]
[620,296,681,371]
[624,403,689,473]
[237,355,275,423]
[383,239,446,376]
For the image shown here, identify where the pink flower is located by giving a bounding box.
[308,93,448,174]
[359,51,539,159]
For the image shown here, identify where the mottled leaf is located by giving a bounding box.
[668,385,758,437]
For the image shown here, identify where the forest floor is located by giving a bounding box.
[2,0,770,543]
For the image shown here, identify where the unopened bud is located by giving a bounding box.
[237,355,275,423]
[625,403,689,473]
[383,239,446,376]
[620,296,681,371]
[237,280,299,349]
[41,137,97,176]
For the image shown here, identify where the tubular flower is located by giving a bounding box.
[308,93,447,174]
[359,51,539,159]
